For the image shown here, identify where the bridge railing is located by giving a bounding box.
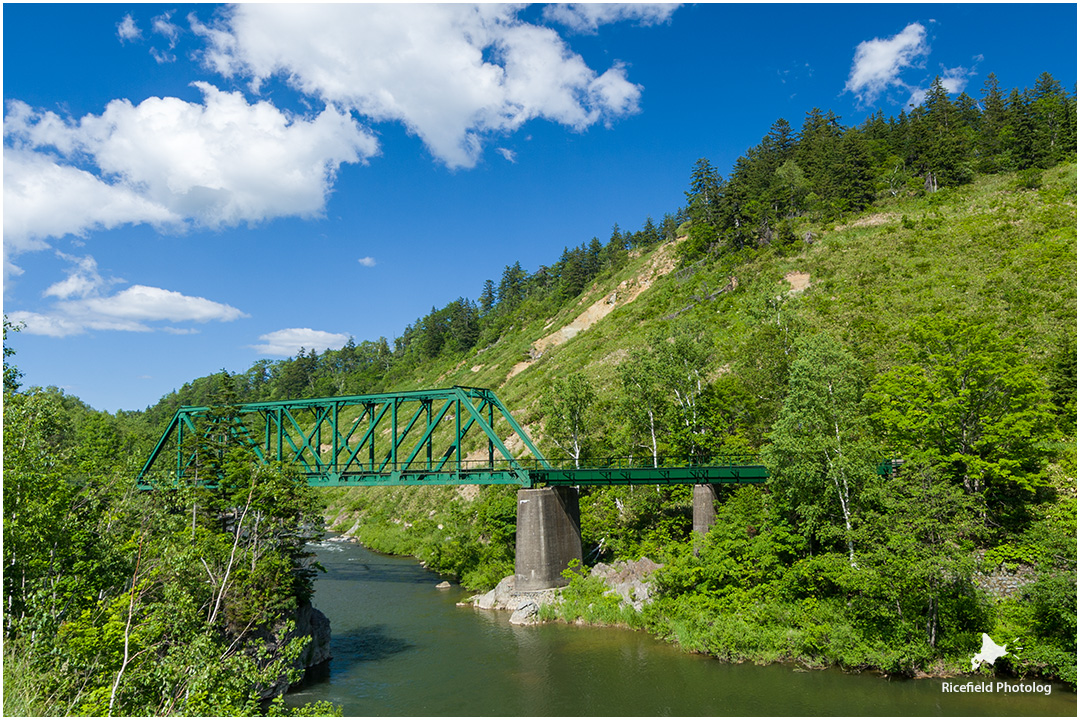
[519,454,764,470]
[525,455,768,486]
[151,455,769,488]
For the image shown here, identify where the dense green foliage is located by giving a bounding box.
[2,362,337,716]
[4,70,1076,712]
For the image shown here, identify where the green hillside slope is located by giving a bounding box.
[320,162,1076,682]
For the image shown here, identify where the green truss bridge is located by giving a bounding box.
[138,386,770,591]
[137,386,768,489]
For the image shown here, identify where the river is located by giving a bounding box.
[284,538,1075,716]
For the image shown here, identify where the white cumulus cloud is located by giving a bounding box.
[844,22,930,105]
[251,328,350,356]
[2,146,181,277]
[190,4,645,169]
[357,256,376,267]
[3,84,379,256]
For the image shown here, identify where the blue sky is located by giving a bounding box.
[3,3,1077,413]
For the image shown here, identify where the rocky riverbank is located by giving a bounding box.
[460,557,663,625]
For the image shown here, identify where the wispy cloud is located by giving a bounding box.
[357,256,376,267]
[149,10,181,63]
[116,14,142,43]
[9,253,245,336]
[542,3,680,34]
[844,22,930,105]
[43,252,122,299]
[74,285,245,324]
[152,11,181,47]
[905,61,980,108]
[496,147,516,163]
[251,327,350,356]
[8,274,248,338]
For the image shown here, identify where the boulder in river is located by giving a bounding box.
[509,600,540,625]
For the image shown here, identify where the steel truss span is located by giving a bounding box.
[137,386,769,489]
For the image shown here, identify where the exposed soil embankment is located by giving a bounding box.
[507,240,681,380]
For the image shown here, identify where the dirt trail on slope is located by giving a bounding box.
[506,240,681,381]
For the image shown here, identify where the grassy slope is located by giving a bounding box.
[317,166,1076,675]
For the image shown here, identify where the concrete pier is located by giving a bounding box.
[514,487,583,591]
[692,484,719,536]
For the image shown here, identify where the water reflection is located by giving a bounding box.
[333,625,414,664]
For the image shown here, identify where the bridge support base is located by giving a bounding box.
[693,484,719,537]
[515,487,583,591]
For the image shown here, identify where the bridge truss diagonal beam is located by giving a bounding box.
[137,386,552,488]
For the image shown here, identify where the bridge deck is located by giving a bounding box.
[278,459,768,488]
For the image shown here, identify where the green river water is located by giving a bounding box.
[284,539,1075,716]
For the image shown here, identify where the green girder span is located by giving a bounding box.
[137,386,769,489]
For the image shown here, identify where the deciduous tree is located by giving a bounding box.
[764,334,879,565]
[541,374,597,469]
[867,316,1055,497]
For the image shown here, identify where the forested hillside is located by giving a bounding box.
[4,70,1076,713]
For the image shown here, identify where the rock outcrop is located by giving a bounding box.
[258,601,332,697]
[588,558,662,612]
[293,602,333,669]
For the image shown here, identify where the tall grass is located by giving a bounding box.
[2,646,72,717]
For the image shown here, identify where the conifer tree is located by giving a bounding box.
[479,279,496,316]
[1029,72,1073,167]
[977,73,1009,172]
[1005,86,1037,169]
[497,261,527,310]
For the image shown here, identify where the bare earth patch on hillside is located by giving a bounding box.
[506,240,681,381]
[838,212,897,229]
[785,271,811,295]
